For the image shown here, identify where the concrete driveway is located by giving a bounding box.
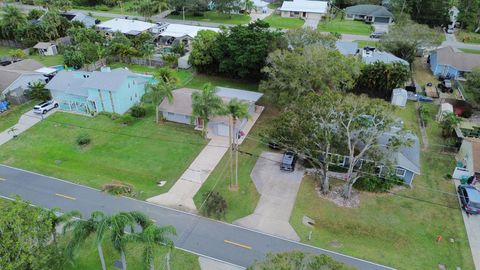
[303,18,320,29]
[0,108,57,146]
[454,180,480,269]
[234,151,304,241]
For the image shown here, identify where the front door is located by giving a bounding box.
[302,12,307,18]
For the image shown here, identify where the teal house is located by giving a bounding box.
[46,68,150,115]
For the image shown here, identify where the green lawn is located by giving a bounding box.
[459,48,480,54]
[185,74,258,91]
[317,18,373,36]
[264,14,304,29]
[0,46,64,66]
[0,111,206,200]
[193,107,277,222]
[354,39,378,48]
[92,15,113,22]
[290,104,474,270]
[0,100,37,133]
[168,11,251,25]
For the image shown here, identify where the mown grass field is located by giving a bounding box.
[168,11,251,25]
[264,14,304,29]
[0,110,206,200]
[317,18,373,35]
[0,100,37,132]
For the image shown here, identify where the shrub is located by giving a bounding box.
[102,181,133,195]
[98,111,121,120]
[201,191,227,219]
[130,105,147,118]
[354,174,401,192]
[117,114,135,125]
[76,133,91,146]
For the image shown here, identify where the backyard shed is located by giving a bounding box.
[437,102,454,121]
[391,88,408,107]
[33,42,58,56]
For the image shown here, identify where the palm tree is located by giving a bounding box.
[245,0,255,14]
[0,5,27,40]
[128,224,176,270]
[63,211,108,270]
[191,83,225,139]
[225,98,250,188]
[105,212,137,270]
[155,68,179,85]
[44,208,81,244]
[143,80,174,123]
[26,81,51,101]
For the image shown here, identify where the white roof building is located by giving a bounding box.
[159,24,220,39]
[97,18,156,35]
[279,0,329,14]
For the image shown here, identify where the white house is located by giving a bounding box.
[0,59,47,104]
[159,87,263,137]
[279,0,329,20]
[96,18,157,37]
[33,42,58,56]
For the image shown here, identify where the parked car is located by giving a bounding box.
[438,79,453,93]
[457,184,480,215]
[280,151,297,172]
[33,100,58,114]
[369,32,385,38]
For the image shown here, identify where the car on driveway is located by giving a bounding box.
[33,100,58,114]
[458,184,480,215]
[369,32,385,38]
[280,151,297,172]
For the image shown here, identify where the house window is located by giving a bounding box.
[395,168,406,177]
[167,112,174,117]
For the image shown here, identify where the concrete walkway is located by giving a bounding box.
[0,109,56,146]
[199,257,244,270]
[250,8,273,21]
[233,151,304,241]
[147,107,264,212]
[454,180,480,270]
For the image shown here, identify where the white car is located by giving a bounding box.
[33,100,58,114]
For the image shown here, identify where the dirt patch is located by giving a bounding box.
[316,186,360,208]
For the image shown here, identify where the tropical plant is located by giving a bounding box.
[25,81,51,101]
[143,80,174,123]
[440,112,462,138]
[191,83,225,138]
[244,0,255,13]
[0,5,27,40]
[225,98,250,188]
[155,67,179,85]
[63,211,108,270]
[76,133,91,146]
[8,49,26,62]
[248,251,354,270]
[130,105,147,118]
[201,191,227,218]
[102,212,137,270]
[44,208,81,244]
[127,224,176,270]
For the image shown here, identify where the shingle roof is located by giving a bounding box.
[81,68,144,92]
[1,59,45,71]
[379,131,421,174]
[345,4,393,18]
[34,42,55,50]
[434,46,480,72]
[45,70,91,97]
[280,0,329,13]
[0,60,45,92]
[216,87,263,102]
[97,18,156,35]
[363,50,409,66]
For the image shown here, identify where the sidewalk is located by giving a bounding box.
[0,109,56,146]
[147,108,264,212]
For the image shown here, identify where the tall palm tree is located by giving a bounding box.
[63,211,108,270]
[44,208,81,244]
[143,80,174,123]
[225,98,250,188]
[191,83,225,139]
[105,212,136,270]
[0,5,27,40]
[128,224,176,270]
[155,68,179,86]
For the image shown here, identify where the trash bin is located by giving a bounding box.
[461,175,469,185]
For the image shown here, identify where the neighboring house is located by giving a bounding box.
[97,18,158,37]
[46,68,150,115]
[159,87,263,137]
[429,46,480,79]
[335,41,359,56]
[361,46,409,66]
[155,23,220,46]
[279,0,329,20]
[379,131,421,186]
[34,42,58,56]
[60,11,98,28]
[454,138,480,181]
[0,59,47,104]
[345,4,394,24]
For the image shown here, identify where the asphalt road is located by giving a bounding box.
[0,164,394,270]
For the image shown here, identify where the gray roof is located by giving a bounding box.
[34,42,55,50]
[81,68,146,92]
[363,50,409,66]
[215,87,263,102]
[45,70,91,97]
[46,69,147,97]
[69,12,97,27]
[345,4,393,18]
[379,131,420,174]
[1,59,45,71]
[336,41,358,56]
[434,46,480,72]
[0,59,45,92]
